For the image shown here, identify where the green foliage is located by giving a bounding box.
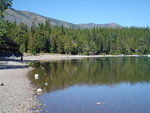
[0,21,7,36]
[19,44,26,53]
[0,0,13,43]
[0,20,11,44]
[2,18,150,55]
[0,0,13,19]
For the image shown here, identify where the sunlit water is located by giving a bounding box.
[28,57,150,113]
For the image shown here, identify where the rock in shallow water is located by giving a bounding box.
[96,102,102,105]
[45,83,48,86]
[36,88,42,92]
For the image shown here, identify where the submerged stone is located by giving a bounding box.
[96,102,102,105]
[36,88,42,92]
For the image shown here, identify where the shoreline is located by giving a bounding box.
[15,54,149,62]
[0,57,40,112]
[0,67,41,113]
[0,54,149,112]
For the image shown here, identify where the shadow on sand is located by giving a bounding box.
[0,57,32,70]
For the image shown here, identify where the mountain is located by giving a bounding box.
[4,9,123,29]
[4,9,80,28]
[78,23,123,29]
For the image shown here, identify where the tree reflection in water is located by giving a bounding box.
[28,57,150,93]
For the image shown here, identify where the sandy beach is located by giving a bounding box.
[0,54,145,113]
[0,58,42,112]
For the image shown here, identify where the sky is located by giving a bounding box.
[12,0,150,27]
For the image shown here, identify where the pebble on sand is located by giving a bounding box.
[0,83,4,86]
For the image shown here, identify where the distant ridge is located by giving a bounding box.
[78,23,123,29]
[4,9,123,29]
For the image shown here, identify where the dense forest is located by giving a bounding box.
[0,18,150,55]
[1,20,150,55]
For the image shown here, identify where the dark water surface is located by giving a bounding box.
[28,57,150,113]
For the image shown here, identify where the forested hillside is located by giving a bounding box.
[3,20,150,55]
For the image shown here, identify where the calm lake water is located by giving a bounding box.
[28,57,150,113]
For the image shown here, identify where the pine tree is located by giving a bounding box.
[0,0,12,19]
[0,0,13,44]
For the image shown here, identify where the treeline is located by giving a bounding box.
[3,20,150,55]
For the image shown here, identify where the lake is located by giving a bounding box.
[28,57,150,113]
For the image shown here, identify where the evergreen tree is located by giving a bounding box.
[0,0,13,43]
[0,0,12,19]
[37,23,46,53]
